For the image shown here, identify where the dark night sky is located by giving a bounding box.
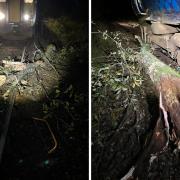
[38,0,88,20]
[92,0,136,21]
[38,0,134,21]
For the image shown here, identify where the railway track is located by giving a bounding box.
[0,37,59,165]
[0,38,35,60]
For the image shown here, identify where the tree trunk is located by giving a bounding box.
[138,46,180,142]
[129,46,180,179]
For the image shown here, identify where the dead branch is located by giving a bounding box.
[33,117,58,154]
[34,43,60,78]
[34,67,50,99]
[21,47,26,63]
[2,60,26,72]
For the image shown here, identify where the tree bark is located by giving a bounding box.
[138,46,180,142]
[129,46,180,179]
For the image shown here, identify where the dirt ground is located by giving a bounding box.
[92,21,180,180]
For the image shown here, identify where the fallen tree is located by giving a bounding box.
[125,38,180,179]
[0,44,60,164]
[92,26,180,180]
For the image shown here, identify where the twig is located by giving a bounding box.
[3,63,39,99]
[43,56,60,78]
[121,166,135,180]
[34,42,59,78]
[35,67,50,99]
[33,117,58,154]
[21,47,26,63]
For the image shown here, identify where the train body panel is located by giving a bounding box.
[0,0,36,39]
[132,0,180,24]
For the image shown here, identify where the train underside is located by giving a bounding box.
[132,0,180,65]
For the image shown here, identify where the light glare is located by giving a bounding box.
[0,12,5,20]
[24,14,30,21]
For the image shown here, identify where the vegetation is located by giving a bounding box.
[0,16,88,179]
[92,23,180,180]
[41,17,88,179]
[92,24,155,179]
[92,25,146,128]
[43,17,88,134]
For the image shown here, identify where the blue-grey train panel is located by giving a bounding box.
[142,0,180,24]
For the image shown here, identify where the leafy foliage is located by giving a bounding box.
[41,17,88,156]
[46,17,87,47]
[92,29,144,125]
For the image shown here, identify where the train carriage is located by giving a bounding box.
[0,0,36,39]
[132,0,180,24]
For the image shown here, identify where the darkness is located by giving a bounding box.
[39,0,88,20]
[92,0,136,21]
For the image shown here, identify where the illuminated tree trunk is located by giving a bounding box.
[138,46,180,145]
[139,46,180,83]
[130,46,180,179]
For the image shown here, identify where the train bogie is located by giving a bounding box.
[132,0,180,65]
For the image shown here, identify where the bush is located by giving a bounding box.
[46,17,87,47]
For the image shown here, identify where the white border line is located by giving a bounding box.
[89,0,92,179]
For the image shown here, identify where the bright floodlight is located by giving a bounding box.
[24,14,30,21]
[24,0,33,3]
[0,12,5,20]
